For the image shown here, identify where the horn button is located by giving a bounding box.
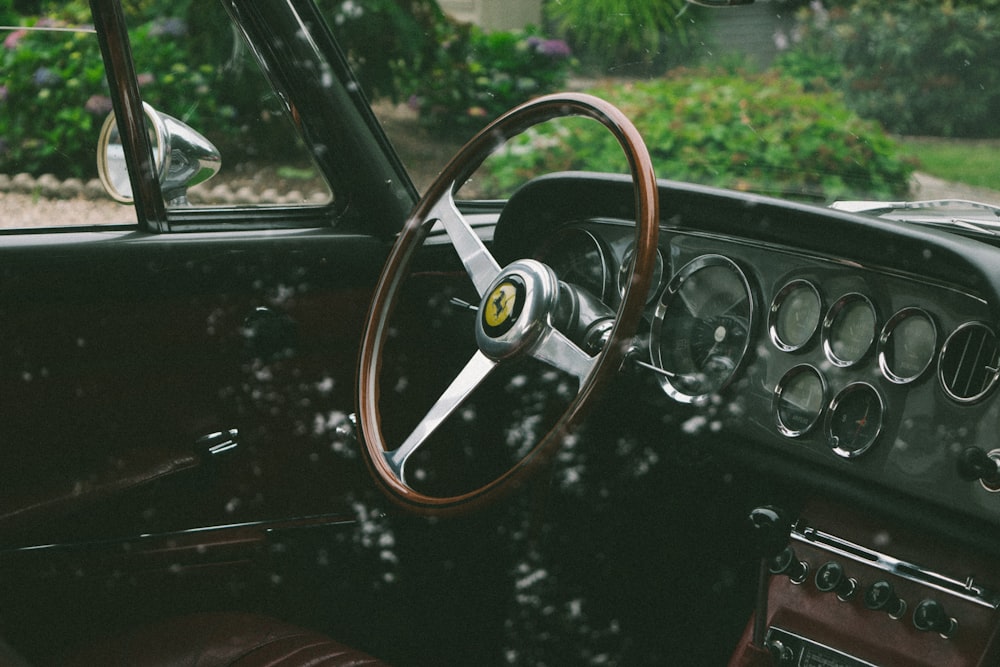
[476,259,560,360]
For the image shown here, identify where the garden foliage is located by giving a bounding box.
[776,0,1000,138]
[1,0,573,178]
[0,1,289,179]
[545,0,694,74]
[404,24,574,136]
[479,70,913,202]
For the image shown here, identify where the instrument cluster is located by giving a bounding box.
[535,219,1000,471]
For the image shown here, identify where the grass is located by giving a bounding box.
[898,137,1000,191]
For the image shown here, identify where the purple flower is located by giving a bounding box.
[529,37,572,59]
[0,85,7,104]
[32,67,61,88]
[149,17,187,38]
[84,94,113,116]
[137,72,155,87]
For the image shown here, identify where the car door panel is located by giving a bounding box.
[0,229,387,547]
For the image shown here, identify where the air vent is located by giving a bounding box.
[938,322,1000,403]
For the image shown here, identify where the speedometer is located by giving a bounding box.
[534,228,610,300]
[651,255,754,404]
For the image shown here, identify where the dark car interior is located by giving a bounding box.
[2,1,1000,666]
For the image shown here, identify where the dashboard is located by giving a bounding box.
[493,173,1000,546]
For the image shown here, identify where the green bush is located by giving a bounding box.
[322,0,445,102]
[406,24,575,137]
[545,0,695,74]
[479,69,914,201]
[776,0,1000,138]
[0,6,286,179]
[0,21,107,178]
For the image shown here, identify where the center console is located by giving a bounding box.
[728,503,1000,667]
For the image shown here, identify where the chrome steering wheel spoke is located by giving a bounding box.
[530,325,597,385]
[383,350,498,485]
[429,192,501,297]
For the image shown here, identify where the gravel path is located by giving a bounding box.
[3,171,999,230]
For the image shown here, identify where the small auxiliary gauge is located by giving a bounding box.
[825,383,884,458]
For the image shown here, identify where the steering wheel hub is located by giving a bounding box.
[477,260,560,359]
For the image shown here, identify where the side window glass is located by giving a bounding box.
[122,2,333,211]
[1,6,138,229]
[0,2,332,232]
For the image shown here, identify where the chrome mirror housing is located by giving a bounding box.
[97,102,221,206]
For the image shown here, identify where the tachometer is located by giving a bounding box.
[618,243,665,305]
[535,228,610,300]
[651,255,754,404]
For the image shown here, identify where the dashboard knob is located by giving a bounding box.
[957,447,1000,489]
[815,561,858,601]
[769,546,809,584]
[913,599,957,638]
[864,580,907,619]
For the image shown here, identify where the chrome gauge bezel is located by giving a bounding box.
[825,382,884,459]
[769,279,823,352]
[617,243,665,305]
[533,227,611,302]
[877,307,938,385]
[650,254,755,404]
[823,293,878,368]
[773,364,827,437]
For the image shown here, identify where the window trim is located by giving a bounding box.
[91,0,167,232]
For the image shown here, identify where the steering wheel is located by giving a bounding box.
[357,93,659,513]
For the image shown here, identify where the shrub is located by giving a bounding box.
[545,0,695,74]
[0,5,286,179]
[0,21,108,178]
[321,0,445,102]
[406,24,575,137]
[479,69,914,202]
[776,0,1000,138]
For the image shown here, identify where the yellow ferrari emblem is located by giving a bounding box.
[485,282,518,328]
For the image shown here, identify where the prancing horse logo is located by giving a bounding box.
[484,282,517,328]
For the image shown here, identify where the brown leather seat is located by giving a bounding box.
[48,612,388,666]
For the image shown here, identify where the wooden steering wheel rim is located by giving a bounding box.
[357,93,659,514]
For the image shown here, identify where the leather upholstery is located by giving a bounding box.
[49,612,388,666]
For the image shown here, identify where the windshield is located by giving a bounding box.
[329,0,1000,208]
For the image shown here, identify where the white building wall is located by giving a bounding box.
[439,0,542,31]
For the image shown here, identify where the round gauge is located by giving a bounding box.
[617,243,665,305]
[825,383,884,458]
[651,255,754,403]
[878,308,937,384]
[774,365,826,437]
[770,280,822,352]
[535,228,610,300]
[823,293,877,367]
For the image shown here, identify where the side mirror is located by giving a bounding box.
[97,102,221,206]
